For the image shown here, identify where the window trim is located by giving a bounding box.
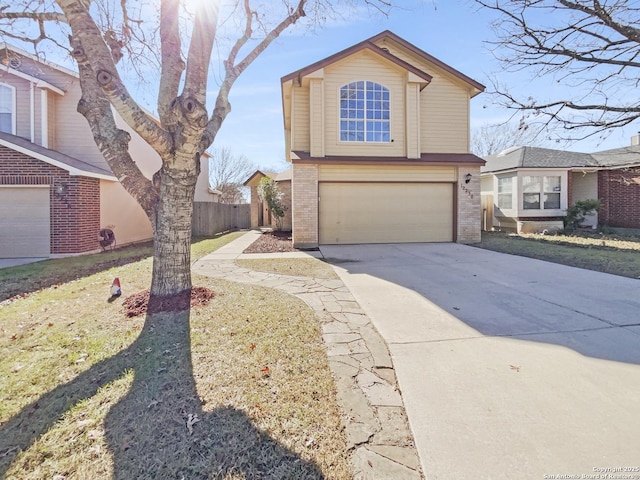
[517,171,567,216]
[0,82,16,135]
[338,80,391,144]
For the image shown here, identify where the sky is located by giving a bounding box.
[200,0,639,173]
[5,0,637,174]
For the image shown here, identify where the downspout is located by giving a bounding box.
[30,81,35,142]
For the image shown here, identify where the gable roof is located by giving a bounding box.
[0,131,116,180]
[368,30,485,94]
[281,31,485,95]
[281,33,434,86]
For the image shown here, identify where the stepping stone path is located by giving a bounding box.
[194,244,423,480]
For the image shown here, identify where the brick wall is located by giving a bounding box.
[0,146,101,254]
[598,168,640,229]
[271,180,292,231]
[457,166,482,243]
[292,164,318,247]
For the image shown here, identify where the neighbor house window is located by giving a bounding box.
[0,83,15,134]
[522,175,561,210]
[340,81,390,142]
[497,176,513,209]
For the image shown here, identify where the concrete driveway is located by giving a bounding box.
[320,243,640,480]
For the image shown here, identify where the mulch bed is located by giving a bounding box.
[122,287,215,317]
[243,231,296,253]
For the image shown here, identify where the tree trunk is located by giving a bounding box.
[150,164,197,298]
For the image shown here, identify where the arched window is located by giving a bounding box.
[0,83,15,134]
[339,81,390,143]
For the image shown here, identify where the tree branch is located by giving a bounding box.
[200,0,308,152]
[56,0,172,157]
[157,0,184,124]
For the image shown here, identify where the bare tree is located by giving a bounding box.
[474,0,640,141]
[208,146,254,203]
[471,121,551,156]
[0,0,394,301]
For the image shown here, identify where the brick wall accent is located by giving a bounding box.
[0,146,101,254]
[292,164,319,247]
[457,166,482,243]
[598,168,640,229]
[272,180,292,231]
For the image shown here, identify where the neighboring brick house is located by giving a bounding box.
[0,43,215,258]
[280,31,486,248]
[480,140,640,233]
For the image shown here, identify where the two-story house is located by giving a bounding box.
[0,43,214,259]
[280,31,485,248]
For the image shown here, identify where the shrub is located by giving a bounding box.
[564,199,601,231]
[257,177,287,231]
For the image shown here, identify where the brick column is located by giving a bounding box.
[457,166,482,243]
[250,186,259,228]
[292,163,319,248]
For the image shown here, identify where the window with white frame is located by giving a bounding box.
[339,81,390,142]
[0,83,15,134]
[522,175,561,210]
[497,176,513,209]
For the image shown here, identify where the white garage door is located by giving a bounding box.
[0,186,50,258]
[319,182,453,244]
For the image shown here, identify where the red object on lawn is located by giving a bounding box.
[110,277,121,297]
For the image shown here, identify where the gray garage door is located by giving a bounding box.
[0,186,50,257]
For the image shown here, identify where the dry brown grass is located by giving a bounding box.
[236,258,339,279]
[477,231,640,279]
[0,233,350,479]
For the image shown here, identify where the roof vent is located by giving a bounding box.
[1,55,21,69]
[380,47,390,53]
[497,146,522,156]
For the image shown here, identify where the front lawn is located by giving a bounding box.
[476,231,640,279]
[0,232,350,479]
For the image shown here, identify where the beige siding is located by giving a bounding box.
[319,164,456,182]
[323,51,406,157]
[292,86,310,152]
[100,180,153,246]
[373,41,471,153]
[309,79,324,157]
[571,171,599,227]
[319,182,453,244]
[421,76,469,153]
[406,83,420,158]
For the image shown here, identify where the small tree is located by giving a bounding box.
[257,177,287,231]
[564,199,601,232]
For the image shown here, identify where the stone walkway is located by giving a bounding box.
[193,231,423,480]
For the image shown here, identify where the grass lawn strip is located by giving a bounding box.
[0,232,350,479]
[477,232,640,279]
[236,258,339,280]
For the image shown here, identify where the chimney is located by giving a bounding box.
[632,133,640,146]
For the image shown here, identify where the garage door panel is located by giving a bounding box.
[0,187,50,258]
[319,182,453,244]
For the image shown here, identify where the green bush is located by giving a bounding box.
[564,199,601,231]
[257,177,287,231]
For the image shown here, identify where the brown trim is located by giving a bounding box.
[453,181,458,242]
[292,151,486,166]
[281,39,433,85]
[243,169,269,186]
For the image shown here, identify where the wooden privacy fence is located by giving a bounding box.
[192,202,251,236]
